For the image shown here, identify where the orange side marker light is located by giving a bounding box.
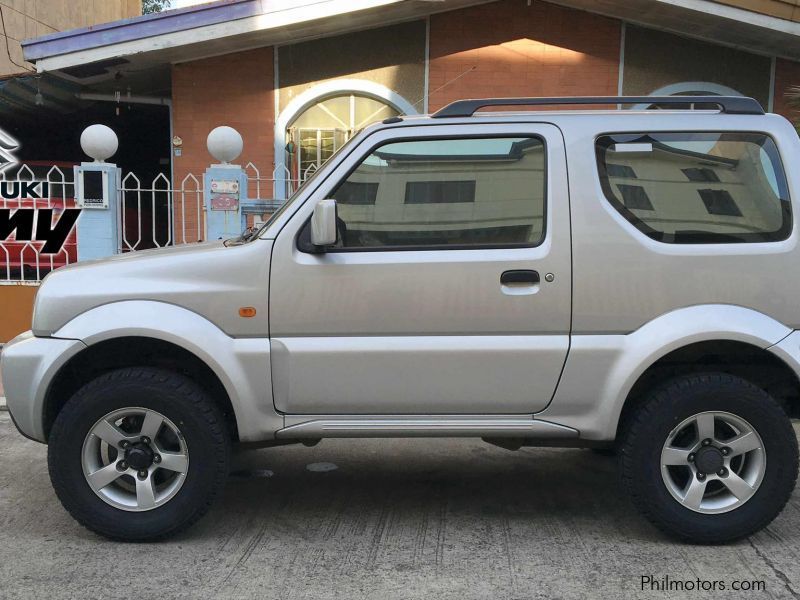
[239,307,257,318]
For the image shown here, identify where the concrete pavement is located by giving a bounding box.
[1,412,799,599]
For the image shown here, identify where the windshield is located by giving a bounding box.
[233,132,360,243]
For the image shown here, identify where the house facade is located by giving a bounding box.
[0,0,798,341]
[171,0,800,204]
[19,0,800,200]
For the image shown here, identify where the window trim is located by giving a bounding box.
[595,131,792,245]
[297,133,549,253]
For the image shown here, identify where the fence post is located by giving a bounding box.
[203,126,247,240]
[74,124,122,261]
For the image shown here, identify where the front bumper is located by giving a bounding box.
[0,331,86,442]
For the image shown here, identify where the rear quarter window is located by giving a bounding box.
[595,132,791,243]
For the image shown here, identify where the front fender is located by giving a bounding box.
[1,331,86,442]
[538,304,793,440]
[54,300,280,442]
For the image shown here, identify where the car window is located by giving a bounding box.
[596,132,791,244]
[328,136,546,250]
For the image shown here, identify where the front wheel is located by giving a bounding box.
[620,373,798,543]
[48,367,230,541]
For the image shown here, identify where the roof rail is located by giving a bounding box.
[431,96,764,118]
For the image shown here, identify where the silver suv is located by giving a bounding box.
[3,96,799,543]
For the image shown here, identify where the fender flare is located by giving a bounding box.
[539,304,794,440]
[53,300,280,442]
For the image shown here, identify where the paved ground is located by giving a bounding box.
[1,413,800,600]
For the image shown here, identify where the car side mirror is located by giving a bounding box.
[310,199,338,248]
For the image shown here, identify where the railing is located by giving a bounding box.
[245,162,303,201]
[120,172,205,251]
[0,163,302,284]
[0,164,77,284]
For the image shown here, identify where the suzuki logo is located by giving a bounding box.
[0,181,80,255]
[0,128,20,173]
[0,207,80,254]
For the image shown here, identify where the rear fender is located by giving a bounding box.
[538,304,792,440]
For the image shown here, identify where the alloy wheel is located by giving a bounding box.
[660,410,765,514]
[80,407,189,512]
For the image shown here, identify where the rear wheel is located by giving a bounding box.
[620,373,798,543]
[48,367,230,541]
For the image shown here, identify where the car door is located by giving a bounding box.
[269,122,571,415]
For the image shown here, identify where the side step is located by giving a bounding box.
[276,416,579,439]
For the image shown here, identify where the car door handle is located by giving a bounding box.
[500,270,540,285]
[500,270,541,296]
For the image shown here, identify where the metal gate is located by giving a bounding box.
[0,162,302,285]
[0,163,77,283]
[119,171,204,250]
[117,163,301,252]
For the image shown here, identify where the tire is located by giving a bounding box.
[48,367,230,542]
[591,447,617,457]
[620,372,798,544]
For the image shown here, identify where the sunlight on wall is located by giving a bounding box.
[500,38,587,64]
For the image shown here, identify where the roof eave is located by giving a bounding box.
[21,0,800,75]
[22,0,420,71]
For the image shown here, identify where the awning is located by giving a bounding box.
[17,0,800,85]
[0,74,83,122]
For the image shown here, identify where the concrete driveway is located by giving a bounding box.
[1,412,799,600]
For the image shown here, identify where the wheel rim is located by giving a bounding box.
[81,407,189,512]
[660,411,765,514]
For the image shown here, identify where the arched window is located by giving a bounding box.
[286,94,401,184]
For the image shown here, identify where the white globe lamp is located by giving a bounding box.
[207,126,243,165]
[80,124,118,163]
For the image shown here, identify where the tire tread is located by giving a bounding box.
[620,372,798,543]
[48,366,230,542]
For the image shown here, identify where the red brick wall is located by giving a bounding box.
[773,58,800,124]
[428,0,621,111]
[171,47,274,239]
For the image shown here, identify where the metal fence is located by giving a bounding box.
[0,164,77,284]
[245,162,308,203]
[1,163,301,283]
[118,164,302,253]
[119,171,204,250]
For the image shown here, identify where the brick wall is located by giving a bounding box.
[773,58,800,124]
[167,1,797,235]
[171,47,275,238]
[428,0,620,111]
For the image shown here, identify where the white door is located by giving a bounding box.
[269,123,571,415]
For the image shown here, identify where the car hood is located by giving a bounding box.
[33,240,272,338]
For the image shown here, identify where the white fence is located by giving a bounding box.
[119,171,204,250]
[118,164,301,253]
[0,163,301,283]
[0,164,76,284]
